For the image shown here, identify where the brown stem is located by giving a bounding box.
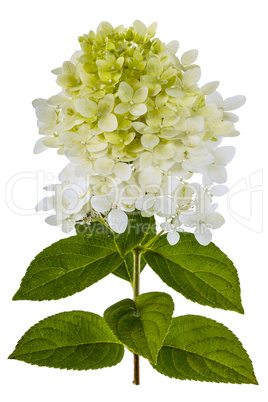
[133,353,140,385]
[132,248,141,385]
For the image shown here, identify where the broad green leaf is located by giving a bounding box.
[9,311,124,370]
[113,213,156,283]
[112,252,146,285]
[75,221,150,284]
[104,292,174,363]
[75,221,113,236]
[144,233,244,313]
[13,235,124,301]
[114,211,156,257]
[152,315,257,384]
[141,215,157,245]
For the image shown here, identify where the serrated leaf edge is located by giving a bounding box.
[145,234,244,314]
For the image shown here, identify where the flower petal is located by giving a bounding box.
[132,121,147,134]
[179,211,199,227]
[139,152,153,169]
[42,137,62,148]
[113,163,132,181]
[206,91,223,108]
[133,20,147,36]
[214,146,236,165]
[200,81,220,95]
[210,185,228,196]
[161,176,180,195]
[130,103,147,116]
[124,131,135,145]
[108,209,128,233]
[98,113,118,132]
[205,212,225,229]
[141,134,159,148]
[146,58,163,77]
[62,220,75,233]
[35,106,57,125]
[166,40,180,54]
[114,103,131,115]
[91,195,111,212]
[136,194,155,211]
[187,116,204,133]
[223,95,246,111]
[223,112,239,123]
[87,136,108,152]
[118,81,133,103]
[167,230,180,245]
[133,87,148,103]
[194,225,212,246]
[139,166,162,192]
[97,21,114,34]
[208,165,227,183]
[98,94,115,114]
[160,221,173,231]
[35,196,54,211]
[45,215,62,226]
[155,197,176,216]
[56,117,84,133]
[76,99,98,118]
[181,49,198,65]
[182,67,201,87]
[47,92,68,107]
[33,137,48,154]
[147,22,158,37]
[94,157,114,173]
[59,131,78,147]
[153,143,175,160]
[32,98,47,109]
[155,93,169,108]
[197,105,220,121]
[165,87,184,98]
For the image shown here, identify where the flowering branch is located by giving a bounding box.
[9,20,257,387]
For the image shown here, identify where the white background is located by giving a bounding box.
[1,0,267,401]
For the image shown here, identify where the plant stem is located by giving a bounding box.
[132,247,141,385]
[143,230,164,249]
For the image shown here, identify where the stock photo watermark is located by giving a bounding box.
[5,169,264,234]
[227,169,263,233]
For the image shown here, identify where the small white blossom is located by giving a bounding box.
[179,197,225,245]
[161,218,181,245]
[206,91,246,123]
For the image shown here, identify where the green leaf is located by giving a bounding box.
[112,212,156,284]
[104,292,174,364]
[114,211,156,257]
[151,315,258,384]
[141,214,157,245]
[13,235,124,301]
[9,311,124,370]
[75,220,151,284]
[75,221,113,236]
[112,252,146,285]
[144,233,244,313]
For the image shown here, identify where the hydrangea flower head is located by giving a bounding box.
[34,20,246,245]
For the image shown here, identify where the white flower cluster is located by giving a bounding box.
[34,21,246,246]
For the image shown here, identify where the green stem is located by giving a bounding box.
[132,247,141,385]
[143,230,164,249]
[133,248,140,302]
